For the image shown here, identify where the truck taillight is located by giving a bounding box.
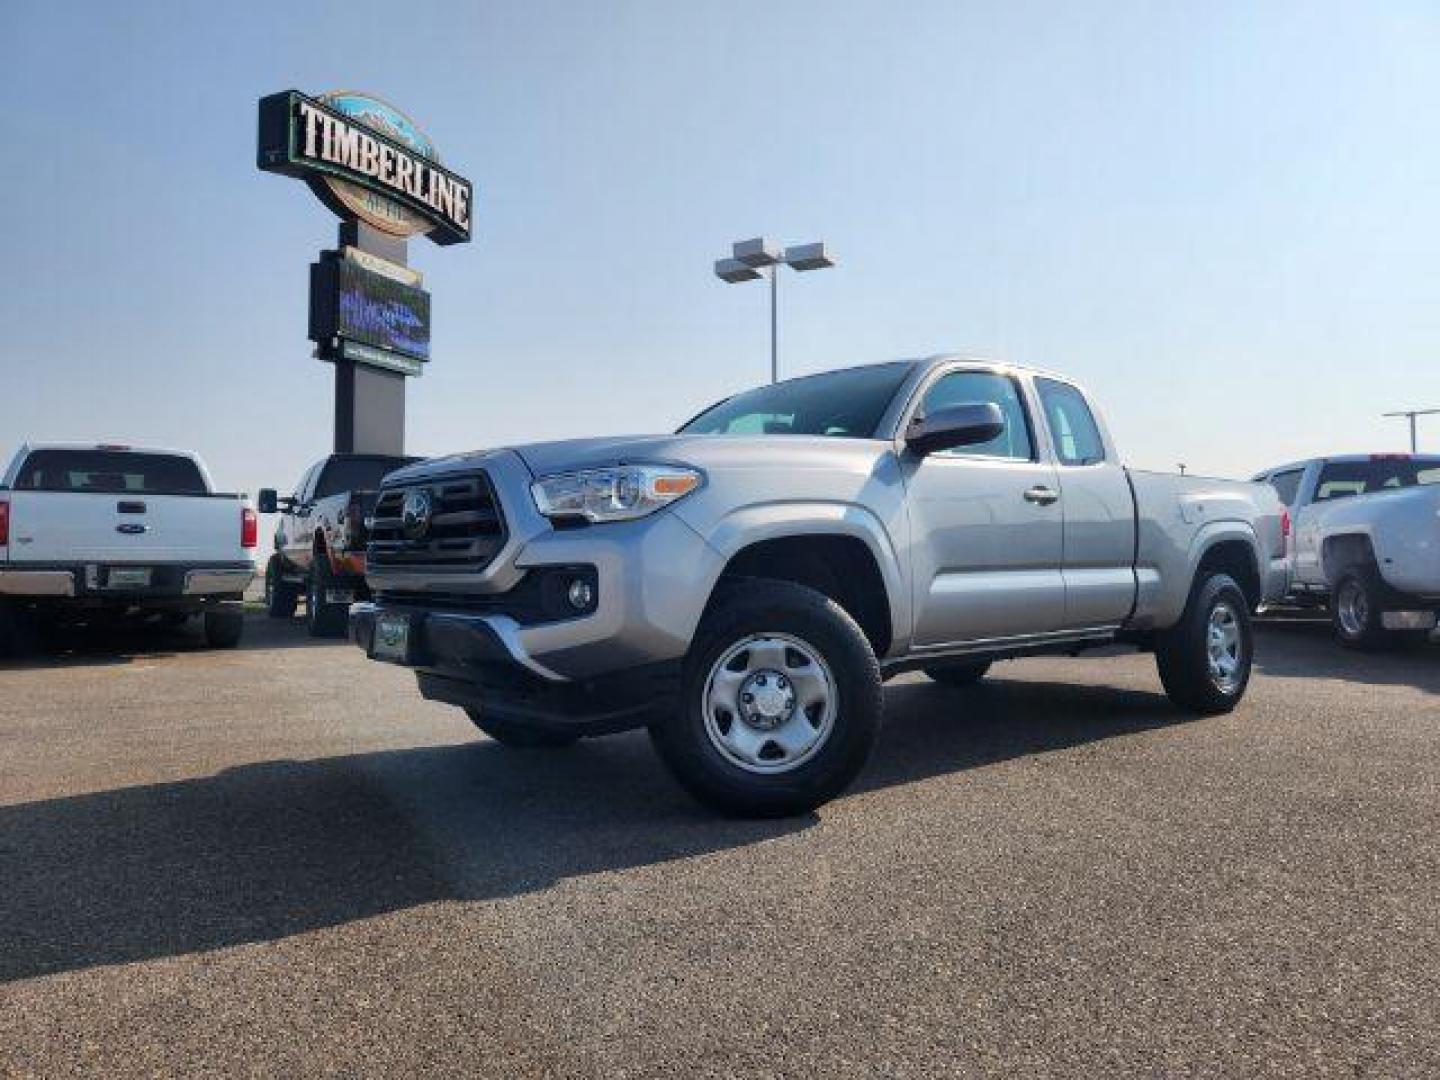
[1280,507,1291,539]
[0,499,8,546]
[241,506,258,549]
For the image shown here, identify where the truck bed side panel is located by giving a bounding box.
[1310,485,1440,597]
[1126,470,1278,630]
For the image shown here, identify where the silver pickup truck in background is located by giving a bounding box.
[1254,454,1440,648]
[351,357,1288,816]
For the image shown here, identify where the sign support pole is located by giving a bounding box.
[333,220,409,456]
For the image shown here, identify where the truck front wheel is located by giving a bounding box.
[464,710,580,748]
[306,557,349,638]
[651,580,883,818]
[265,556,300,619]
[1155,572,1253,714]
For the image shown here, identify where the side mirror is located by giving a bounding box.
[906,402,1006,457]
[257,488,279,514]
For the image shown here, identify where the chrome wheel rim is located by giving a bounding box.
[1206,600,1245,694]
[1336,579,1368,638]
[702,633,837,775]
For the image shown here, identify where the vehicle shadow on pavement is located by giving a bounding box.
[860,676,1186,793]
[0,673,1184,985]
[0,613,347,672]
[1253,621,1439,695]
[0,736,807,984]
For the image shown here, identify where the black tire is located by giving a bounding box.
[465,709,581,748]
[203,608,245,649]
[265,556,300,619]
[1329,563,1424,651]
[923,660,992,687]
[0,601,34,658]
[1155,572,1253,714]
[306,556,349,638]
[650,579,883,818]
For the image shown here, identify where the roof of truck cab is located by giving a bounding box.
[15,442,203,458]
[1254,453,1440,478]
[910,354,1080,383]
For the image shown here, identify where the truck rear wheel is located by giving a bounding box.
[651,579,883,818]
[464,710,580,748]
[306,557,349,638]
[265,556,299,618]
[0,601,34,658]
[1155,572,1253,714]
[203,608,245,649]
[1329,564,1426,650]
[923,660,992,687]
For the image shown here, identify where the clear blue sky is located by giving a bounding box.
[4,0,1438,507]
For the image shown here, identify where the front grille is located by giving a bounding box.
[368,472,506,572]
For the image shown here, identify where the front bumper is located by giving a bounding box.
[349,601,680,734]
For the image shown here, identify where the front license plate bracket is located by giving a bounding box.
[371,612,414,664]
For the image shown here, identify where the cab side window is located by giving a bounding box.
[296,464,318,504]
[1266,469,1304,506]
[918,371,1034,461]
[1035,378,1106,466]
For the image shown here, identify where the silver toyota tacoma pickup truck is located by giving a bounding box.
[351,357,1288,816]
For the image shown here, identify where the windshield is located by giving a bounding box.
[1313,457,1440,501]
[315,456,419,498]
[13,449,208,495]
[679,363,911,437]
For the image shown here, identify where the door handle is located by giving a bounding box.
[1023,486,1060,506]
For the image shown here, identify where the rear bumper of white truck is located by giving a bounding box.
[0,563,254,602]
[0,570,77,596]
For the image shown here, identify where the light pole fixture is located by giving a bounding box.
[1382,408,1440,453]
[714,237,836,383]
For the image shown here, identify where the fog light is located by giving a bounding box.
[567,578,595,611]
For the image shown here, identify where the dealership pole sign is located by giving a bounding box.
[257,89,473,453]
[258,90,473,246]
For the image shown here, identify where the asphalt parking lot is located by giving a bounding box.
[1,613,1437,1078]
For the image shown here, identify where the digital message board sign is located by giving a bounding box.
[310,253,431,375]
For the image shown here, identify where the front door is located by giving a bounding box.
[903,368,1067,646]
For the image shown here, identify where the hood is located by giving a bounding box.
[382,433,895,486]
[509,433,893,478]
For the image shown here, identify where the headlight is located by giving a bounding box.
[531,465,702,524]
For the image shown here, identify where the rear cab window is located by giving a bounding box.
[1035,378,1106,465]
[14,449,208,495]
[315,456,419,499]
[1313,457,1440,501]
[1265,469,1305,506]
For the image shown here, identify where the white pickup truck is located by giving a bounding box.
[0,444,257,653]
[1254,453,1440,647]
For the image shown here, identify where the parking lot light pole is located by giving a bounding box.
[1383,408,1440,453]
[714,238,836,383]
